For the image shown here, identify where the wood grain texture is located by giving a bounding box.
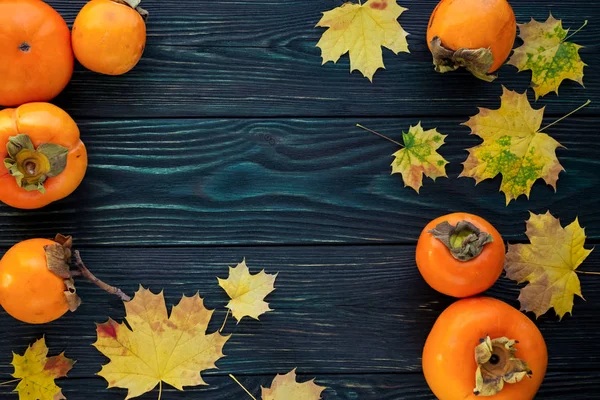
[1,118,598,246]
[0,246,597,379]
[40,0,598,118]
[0,372,597,399]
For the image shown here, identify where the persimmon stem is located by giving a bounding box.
[564,20,588,42]
[0,379,19,386]
[538,100,591,132]
[356,124,404,147]
[229,374,257,400]
[576,270,600,276]
[220,309,231,333]
[72,251,131,302]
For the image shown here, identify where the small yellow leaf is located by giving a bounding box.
[218,259,277,323]
[504,211,593,319]
[261,369,326,400]
[460,87,564,204]
[508,15,586,99]
[93,286,229,399]
[316,0,409,81]
[11,337,74,400]
[391,122,448,193]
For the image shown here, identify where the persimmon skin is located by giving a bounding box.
[423,297,547,400]
[0,239,69,324]
[72,0,147,75]
[0,103,88,209]
[426,0,516,72]
[0,0,74,107]
[416,212,504,298]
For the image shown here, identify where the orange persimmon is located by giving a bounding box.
[0,238,70,324]
[0,0,74,107]
[426,0,516,80]
[423,297,547,399]
[72,0,148,75]
[0,103,87,209]
[416,212,504,298]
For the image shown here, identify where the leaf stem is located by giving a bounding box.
[220,309,231,333]
[356,124,404,147]
[72,251,132,302]
[0,379,19,386]
[576,270,600,276]
[564,20,588,42]
[229,374,257,400]
[158,381,162,400]
[538,100,591,132]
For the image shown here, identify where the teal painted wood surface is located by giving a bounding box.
[0,0,599,399]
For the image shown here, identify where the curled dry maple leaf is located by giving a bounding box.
[93,286,229,399]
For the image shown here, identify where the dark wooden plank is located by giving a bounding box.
[0,246,598,378]
[1,372,597,399]
[1,118,598,246]
[38,1,598,118]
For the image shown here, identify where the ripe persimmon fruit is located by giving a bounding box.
[426,0,516,81]
[423,297,547,399]
[0,103,88,209]
[0,0,74,107]
[416,212,504,298]
[72,0,148,75]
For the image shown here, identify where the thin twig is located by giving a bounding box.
[220,309,231,333]
[0,379,19,386]
[73,250,131,302]
[576,270,600,276]
[564,20,588,42]
[229,374,257,400]
[356,124,404,147]
[538,100,591,132]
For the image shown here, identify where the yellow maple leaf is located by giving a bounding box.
[460,87,564,205]
[316,0,409,81]
[11,337,74,400]
[391,122,448,193]
[93,286,229,399]
[261,369,326,400]
[218,259,277,323]
[504,211,593,319]
[508,15,586,99]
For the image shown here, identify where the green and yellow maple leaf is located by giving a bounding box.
[508,15,586,99]
[261,369,326,400]
[218,259,277,323]
[460,87,564,204]
[94,286,229,399]
[391,122,448,193]
[316,0,409,81]
[504,211,593,319]
[11,337,74,400]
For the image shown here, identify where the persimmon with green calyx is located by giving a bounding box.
[0,235,130,324]
[426,0,516,81]
[423,297,547,399]
[0,103,87,209]
[416,212,504,297]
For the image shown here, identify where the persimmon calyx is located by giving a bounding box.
[429,220,493,261]
[430,37,496,82]
[474,335,532,396]
[4,134,68,193]
[116,0,149,19]
[44,234,82,312]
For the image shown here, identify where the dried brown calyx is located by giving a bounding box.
[429,220,493,261]
[44,234,131,312]
[430,37,496,82]
[115,0,149,19]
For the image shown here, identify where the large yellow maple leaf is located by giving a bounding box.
[391,122,448,193]
[11,337,74,400]
[316,0,409,81]
[93,286,229,399]
[261,369,326,400]
[508,15,586,99]
[460,87,564,204]
[218,259,277,323]
[504,211,593,319]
